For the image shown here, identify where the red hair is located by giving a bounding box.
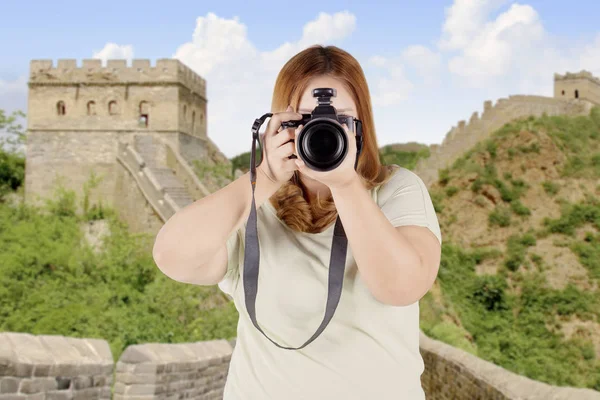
[268,45,396,234]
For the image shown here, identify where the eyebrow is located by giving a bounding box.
[298,107,354,112]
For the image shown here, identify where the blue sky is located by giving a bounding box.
[1,0,599,158]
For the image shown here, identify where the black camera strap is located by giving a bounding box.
[242,113,360,350]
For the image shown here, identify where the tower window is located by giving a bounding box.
[139,101,149,128]
[109,100,119,115]
[561,90,565,95]
[87,101,96,116]
[192,111,196,133]
[57,101,66,116]
[575,89,579,99]
[183,105,187,120]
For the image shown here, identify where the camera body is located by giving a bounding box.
[280,88,363,172]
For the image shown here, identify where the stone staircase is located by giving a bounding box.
[133,135,195,209]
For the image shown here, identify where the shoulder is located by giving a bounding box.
[377,165,442,244]
[377,165,428,203]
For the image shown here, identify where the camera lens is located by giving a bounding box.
[308,126,338,159]
[300,122,347,171]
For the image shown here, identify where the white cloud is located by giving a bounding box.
[365,45,441,106]
[436,0,600,95]
[438,0,511,51]
[446,3,543,85]
[172,11,358,158]
[579,33,600,77]
[401,45,442,85]
[298,11,357,47]
[92,43,134,65]
[175,13,258,76]
[368,57,414,106]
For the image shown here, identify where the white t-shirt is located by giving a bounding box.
[218,164,442,400]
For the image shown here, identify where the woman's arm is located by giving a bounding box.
[153,167,280,283]
[330,172,440,306]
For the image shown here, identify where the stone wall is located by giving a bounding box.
[24,130,119,213]
[413,96,594,186]
[177,132,230,167]
[0,332,113,400]
[0,333,233,400]
[177,133,211,165]
[114,340,233,400]
[29,59,205,97]
[28,59,207,137]
[23,130,179,215]
[2,332,598,399]
[113,146,166,235]
[418,331,600,399]
[27,83,180,133]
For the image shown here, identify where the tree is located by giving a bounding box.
[0,109,26,198]
[0,109,26,152]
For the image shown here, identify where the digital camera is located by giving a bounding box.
[278,87,364,172]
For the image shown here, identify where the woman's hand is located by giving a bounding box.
[257,105,303,186]
[294,123,359,190]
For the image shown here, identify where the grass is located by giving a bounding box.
[0,180,239,360]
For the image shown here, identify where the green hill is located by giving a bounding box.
[420,107,600,389]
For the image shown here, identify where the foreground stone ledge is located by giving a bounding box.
[419,331,600,399]
[2,331,598,399]
[113,340,231,400]
[0,332,113,400]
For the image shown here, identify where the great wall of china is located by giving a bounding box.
[3,60,599,399]
[414,94,594,186]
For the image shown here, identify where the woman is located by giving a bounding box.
[153,45,442,400]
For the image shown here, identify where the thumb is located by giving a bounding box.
[286,105,293,111]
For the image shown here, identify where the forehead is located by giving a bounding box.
[297,75,355,112]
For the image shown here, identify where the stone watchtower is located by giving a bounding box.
[554,70,600,104]
[26,59,225,232]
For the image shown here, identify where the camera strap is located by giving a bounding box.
[242,113,359,350]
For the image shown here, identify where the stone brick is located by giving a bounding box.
[46,390,74,400]
[0,378,20,394]
[123,384,163,396]
[71,377,92,391]
[18,378,56,394]
[72,387,102,400]
[0,395,27,400]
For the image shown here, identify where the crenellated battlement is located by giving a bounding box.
[29,58,206,98]
[554,70,600,86]
[414,92,593,186]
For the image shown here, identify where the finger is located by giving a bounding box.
[292,124,304,157]
[293,123,303,139]
[285,158,299,172]
[295,158,311,175]
[264,105,302,140]
[273,126,296,149]
[274,141,296,160]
